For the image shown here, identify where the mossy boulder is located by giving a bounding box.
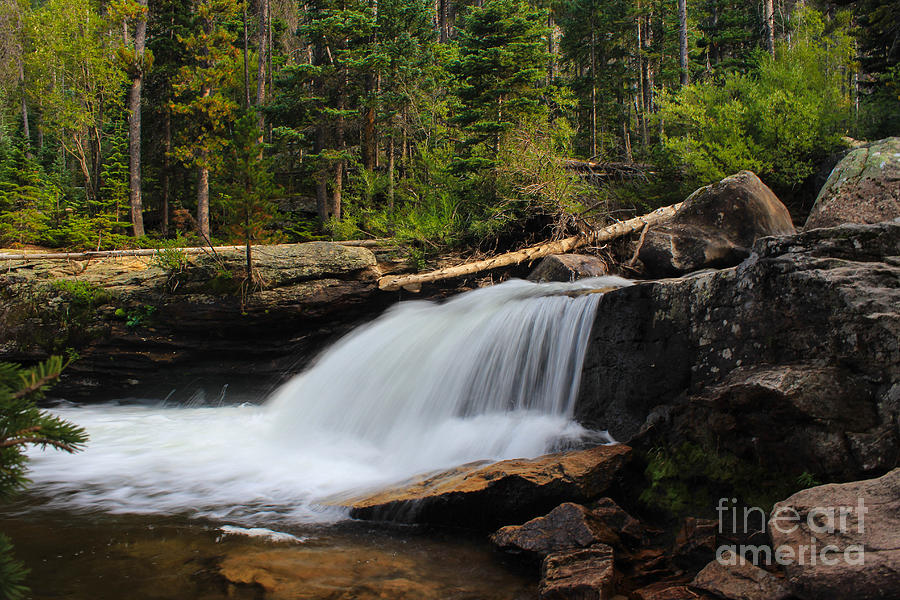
[805,137,900,229]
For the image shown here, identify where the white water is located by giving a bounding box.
[25,277,627,524]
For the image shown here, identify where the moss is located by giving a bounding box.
[638,442,821,520]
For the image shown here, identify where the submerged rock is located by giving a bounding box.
[539,545,615,600]
[528,254,609,282]
[636,170,795,277]
[342,444,631,529]
[576,222,900,481]
[805,137,900,230]
[768,468,900,600]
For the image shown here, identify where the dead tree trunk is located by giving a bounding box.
[378,202,684,291]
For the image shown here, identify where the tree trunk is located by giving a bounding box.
[128,0,148,237]
[162,109,171,236]
[764,0,775,58]
[197,157,210,239]
[332,84,345,221]
[678,0,689,86]
[242,0,250,107]
[590,28,597,157]
[314,124,329,221]
[378,202,684,291]
[387,124,395,211]
[256,0,269,133]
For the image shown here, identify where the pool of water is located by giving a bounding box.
[1,498,537,599]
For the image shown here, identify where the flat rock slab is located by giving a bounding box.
[342,444,631,529]
[769,468,900,600]
[540,545,615,600]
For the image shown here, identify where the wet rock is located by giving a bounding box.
[672,518,718,571]
[528,254,609,282]
[218,543,533,600]
[491,502,619,557]
[768,468,900,600]
[343,444,632,529]
[691,552,791,600]
[636,171,795,277]
[576,222,900,481]
[805,137,900,230]
[632,581,714,600]
[590,497,645,547]
[539,545,615,600]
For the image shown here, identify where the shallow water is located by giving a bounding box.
[1,501,536,599]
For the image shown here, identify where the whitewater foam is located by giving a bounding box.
[26,277,627,524]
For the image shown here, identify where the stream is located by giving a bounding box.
[3,277,627,598]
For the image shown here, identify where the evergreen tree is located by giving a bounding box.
[0,356,87,600]
[452,0,551,172]
[219,111,279,281]
[170,0,241,239]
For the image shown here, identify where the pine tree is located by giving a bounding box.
[452,0,551,172]
[0,356,87,600]
[219,111,279,281]
[170,0,241,239]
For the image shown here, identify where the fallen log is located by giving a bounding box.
[378,202,683,292]
[0,239,387,261]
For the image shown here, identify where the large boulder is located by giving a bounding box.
[575,222,900,481]
[528,254,609,282]
[636,171,795,277]
[805,137,900,230]
[768,469,900,600]
[341,445,631,529]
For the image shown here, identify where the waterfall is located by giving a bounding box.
[25,277,627,524]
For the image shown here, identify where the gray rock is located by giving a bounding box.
[805,137,900,230]
[768,469,900,600]
[540,545,615,600]
[637,171,795,277]
[528,254,609,282]
[575,222,900,480]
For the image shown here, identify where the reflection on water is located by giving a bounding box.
[2,499,536,600]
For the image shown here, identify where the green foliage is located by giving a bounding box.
[218,111,281,275]
[50,280,111,307]
[0,357,86,598]
[151,239,190,273]
[660,7,854,191]
[0,533,28,600]
[452,0,551,171]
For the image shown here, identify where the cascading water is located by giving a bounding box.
[24,276,628,524]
